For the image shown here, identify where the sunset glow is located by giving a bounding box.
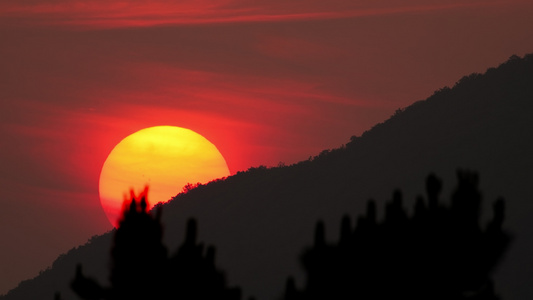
[99,126,230,227]
[3,0,533,295]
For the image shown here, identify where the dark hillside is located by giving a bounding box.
[159,53,533,300]
[3,53,533,300]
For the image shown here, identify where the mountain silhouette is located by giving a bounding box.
[2,53,533,300]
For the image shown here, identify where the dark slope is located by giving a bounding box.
[1,234,113,300]
[159,54,533,300]
[3,53,533,300]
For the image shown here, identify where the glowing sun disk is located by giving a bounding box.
[99,126,230,227]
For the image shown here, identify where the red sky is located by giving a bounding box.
[1,0,533,295]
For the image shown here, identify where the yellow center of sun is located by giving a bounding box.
[99,126,230,227]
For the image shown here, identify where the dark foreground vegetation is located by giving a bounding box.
[283,171,510,300]
[64,171,509,300]
[69,188,242,300]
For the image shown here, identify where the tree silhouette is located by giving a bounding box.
[283,171,510,300]
[71,187,242,300]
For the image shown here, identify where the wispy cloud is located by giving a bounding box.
[0,0,507,28]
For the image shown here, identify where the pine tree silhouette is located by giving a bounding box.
[283,170,510,300]
[71,187,242,300]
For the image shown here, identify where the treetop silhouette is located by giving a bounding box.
[71,187,242,300]
[284,170,511,300]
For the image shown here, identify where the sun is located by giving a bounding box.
[99,126,230,227]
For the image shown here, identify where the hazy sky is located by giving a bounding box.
[1,0,533,295]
